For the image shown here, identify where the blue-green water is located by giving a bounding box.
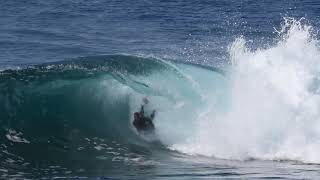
[2,1,320,179]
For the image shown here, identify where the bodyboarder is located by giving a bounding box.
[133,98,156,133]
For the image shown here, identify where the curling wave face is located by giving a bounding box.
[0,55,226,177]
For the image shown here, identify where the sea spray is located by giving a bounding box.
[169,18,320,163]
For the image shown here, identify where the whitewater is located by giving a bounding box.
[169,18,320,164]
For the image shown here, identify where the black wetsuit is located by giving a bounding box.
[133,116,154,132]
[133,105,155,132]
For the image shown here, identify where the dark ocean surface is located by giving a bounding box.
[1,0,320,179]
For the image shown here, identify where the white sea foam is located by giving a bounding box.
[168,18,320,163]
[5,129,30,144]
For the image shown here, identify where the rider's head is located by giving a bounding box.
[143,97,149,104]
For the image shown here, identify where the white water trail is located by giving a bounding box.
[169,18,320,163]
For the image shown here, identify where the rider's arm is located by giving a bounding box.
[150,110,156,120]
[140,105,144,115]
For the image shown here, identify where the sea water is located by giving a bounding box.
[1,1,320,179]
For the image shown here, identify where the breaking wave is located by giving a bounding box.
[0,54,225,176]
[2,18,320,177]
